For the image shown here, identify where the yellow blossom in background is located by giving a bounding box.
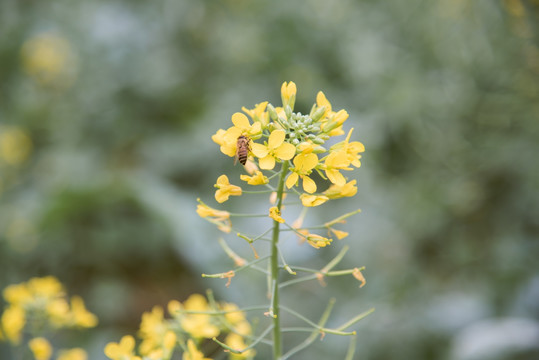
[70,296,98,328]
[3,283,32,305]
[167,300,182,316]
[104,335,141,360]
[27,276,65,299]
[0,127,32,166]
[182,339,212,360]
[56,348,88,360]
[180,294,220,339]
[299,194,329,207]
[214,175,242,203]
[251,129,296,170]
[21,32,77,88]
[138,306,168,355]
[281,81,297,110]
[46,297,70,327]
[29,337,52,360]
[240,171,268,185]
[268,206,285,223]
[323,180,358,199]
[296,230,332,249]
[285,152,318,193]
[226,333,255,360]
[1,305,25,344]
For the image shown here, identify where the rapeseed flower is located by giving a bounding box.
[286,152,318,193]
[104,335,141,360]
[251,129,296,170]
[214,175,242,203]
[29,337,52,360]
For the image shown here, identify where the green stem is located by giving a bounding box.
[270,160,290,359]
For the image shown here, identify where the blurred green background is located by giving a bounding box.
[1,0,539,359]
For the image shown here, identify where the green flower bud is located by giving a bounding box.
[312,106,326,122]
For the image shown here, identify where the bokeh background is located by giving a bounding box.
[1,0,539,359]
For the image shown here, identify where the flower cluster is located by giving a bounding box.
[212,82,363,202]
[104,293,254,360]
[0,276,97,360]
[201,81,364,247]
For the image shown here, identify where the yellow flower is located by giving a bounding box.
[168,300,182,316]
[27,276,65,299]
[242,101,269,127]
[269,206,285,223]
[29,337,52,360]
[285,152,318,193]
[212,129,237,158]
[316,91,332,119]
[251,129,296,170]
[182,339,212,360]
[57,348,88,360]
[214,175,242,203]
[316,92,349,136]
[138,306,168,355]
[281,81,297,110]
[330,128,364,168]
[0,127,32,166]
[3,283,32,305]
[323,180,358,199]
[240,171,268,185]
[21,32,76,87]
[104,335,141,360]
[180,294,220,339]
[220,303,252,336]
[46,298,70,327]
[322,150,352,186]
[1,305,25,344]
[299,194,329,207]
[70,296,98,328]
[225,333,256,360]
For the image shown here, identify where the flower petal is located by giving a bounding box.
[286,172,298,189]
[275,142,296,160]
[258,155,276,170]
[268,129,286,149]
[302,153,319,171]
[251,143,269,158]
[326,169,346,186]
[231,112,250,129]
[302,176,317,194]
[216,175,229,187]
[215,189,229,203]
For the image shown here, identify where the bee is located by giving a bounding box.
[235,135,251,166]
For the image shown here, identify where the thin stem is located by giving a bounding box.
[270,160,290,359]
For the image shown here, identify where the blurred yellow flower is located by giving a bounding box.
[296,230,332,249]
[46,298,70,327]
[70,296,98,328]
[196,200,232,233]
[29,337,52,360]
[21,32,77,88]
[0,127,32,165]
[214,175,242,203]
[104,335,141,360]
[268,206,285,223]
[3,283,32,305]
[251,129,296,170]
[226,333,255,360]
[182,339,212,360]
[138,306,167,355]
[1,305,25,344]
[179,295,220,339]
[328,228,349,240]
[56,348,88,360]
[27,276,65,299]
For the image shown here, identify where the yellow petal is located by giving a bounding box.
[326,169,346,186]
[302,153,318,170]
[231,112,250,129]
[216,175,229,187]
[275,142,296,160]
[300,194,329,207]
[251,143,269,158]
[215,189,229,203]
[302,176,317,194]
[268,129,286,149]
[258,155,275,170]
[286,172,298,189]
